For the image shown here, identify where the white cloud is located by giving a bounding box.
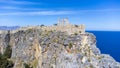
[0,6,19,9]
[0,9,120,16]
[80,9,120,12]
[1,6,120,11]
[0,6,43,10]
[0,11,74,16]
[9,1,39,4]
[0,0,41,5]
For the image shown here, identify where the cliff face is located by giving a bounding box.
[0,28,120,68]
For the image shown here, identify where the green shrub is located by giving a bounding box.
[0,58,14,68]
[0,45,14,68]
[68,42,73,49]
[90,64,93,68]
[79,31,81,33]
[40,24,44,27]
[24,63,32,68]
[3,45,12,58]
[74,33,78,35]
[75,25,79,27]
[26,29,33,34]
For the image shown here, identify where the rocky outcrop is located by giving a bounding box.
[0,28,120,68]
[0,31,10,54]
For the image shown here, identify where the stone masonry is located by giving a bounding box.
[41,18,85,34]
[0,18,85,35]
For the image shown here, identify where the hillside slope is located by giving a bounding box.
[0,28,120,68]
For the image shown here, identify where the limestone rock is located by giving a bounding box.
[0,28,119,68]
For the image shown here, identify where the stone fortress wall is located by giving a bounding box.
[0,18,85,34]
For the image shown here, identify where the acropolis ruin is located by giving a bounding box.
[41,18,85,34]
[0,18,85,34]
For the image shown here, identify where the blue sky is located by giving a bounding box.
[0,0,120,30]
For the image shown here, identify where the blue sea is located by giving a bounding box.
[88,31,120,62]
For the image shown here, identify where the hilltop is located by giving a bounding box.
[0,18,120,68]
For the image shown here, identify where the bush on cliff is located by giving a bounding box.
[0,45,14,68]
[69,42,73,49]
[3,45,12,58]
[24,63,33,68]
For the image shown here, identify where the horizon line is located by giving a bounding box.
[0,26,120,31]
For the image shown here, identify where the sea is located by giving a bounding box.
[87,31,120,62]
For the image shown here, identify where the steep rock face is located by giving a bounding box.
[0,28,120,68]
[0,31,10,54]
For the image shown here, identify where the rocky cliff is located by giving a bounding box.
[0,28,120,68]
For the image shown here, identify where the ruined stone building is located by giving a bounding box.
[41,18,85,34]
[2,18,85,35]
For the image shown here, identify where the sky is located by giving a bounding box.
[0,0,120,31]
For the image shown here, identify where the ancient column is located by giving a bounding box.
[81,24,85,33]
[61,18,65,31]
[58,17,60,26]
[65,18,69,26]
